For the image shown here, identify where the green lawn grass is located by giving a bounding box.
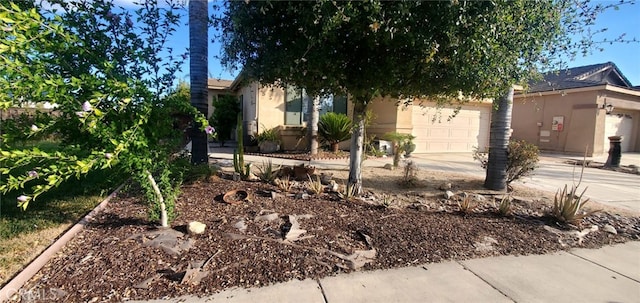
[0,139,128,285]
[0,140,127,240]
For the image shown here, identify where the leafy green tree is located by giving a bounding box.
[0,0,209,226]
[219,0,634,193]
[210,94,241,146]
[189,0,209,164]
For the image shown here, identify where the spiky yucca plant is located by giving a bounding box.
[318,112,352,153]
[552,185,596,225]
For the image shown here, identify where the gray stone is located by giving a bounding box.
[233,220,247,232]
[295,193,310,200]
[383,163,394,170]
[329,180,339,192]
[444,190,455,200]
[474,194,487,202]
[439,183,452,190]
[270,191,281,199]
[255,213,279,222]
[603,224,617,234]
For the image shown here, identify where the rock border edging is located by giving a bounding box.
[0,183,125,302]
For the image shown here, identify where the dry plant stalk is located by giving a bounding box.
[275,176,293,192]
[497,195,512,216]
[458,194,476,214]
[307,175,324,195]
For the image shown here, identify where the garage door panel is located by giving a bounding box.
[604,113,634,152]
[412,105,491,153]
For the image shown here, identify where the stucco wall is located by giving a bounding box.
[513,91,599,156]
[256,85,285,131]
[365,97,400,140]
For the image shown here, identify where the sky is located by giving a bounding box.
[121,0,640,85]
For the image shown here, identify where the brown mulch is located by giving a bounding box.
[15,172,640,302]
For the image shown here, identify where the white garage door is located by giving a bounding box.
[604,113,634,152]
[411,105,491,153]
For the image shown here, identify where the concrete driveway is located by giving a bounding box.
[406,152,640,213]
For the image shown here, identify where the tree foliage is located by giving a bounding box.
[0,0,208,219]
[218,0,633,193]
[210,94,241,146]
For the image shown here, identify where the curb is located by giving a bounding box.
[0,183,125,302]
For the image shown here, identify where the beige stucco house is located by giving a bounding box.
[209,79,491,153]
[207,78,493,153]
[512,62,640,156]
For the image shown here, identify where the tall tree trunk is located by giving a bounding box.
[484,87,514,191]
[189,0,209,164]
[307,95,320,155]
[347,101,367,195]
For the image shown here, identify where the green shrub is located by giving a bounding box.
[257,160,279,183]
[384,132,416,167]
[473,139,539,185]
[318,112,352,153]
[254,126,280,144]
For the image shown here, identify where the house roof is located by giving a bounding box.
[529,62,634,93]
[207,79,234,90]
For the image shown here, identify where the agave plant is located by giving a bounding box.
[552,184,597,225]
[318,112,352,153]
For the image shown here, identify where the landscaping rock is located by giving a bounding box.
[233,220,247,232]
[255,212,279,222]
[444,190,455,200]
[188,221,206,235]
[329,180,339,192]
[603,224,617,235]
[295,192,310,200]
[439,183,452,190]
[474,236,498,253]
[383,163,393,170]
[474,194,488,202]
[320,172,333,185]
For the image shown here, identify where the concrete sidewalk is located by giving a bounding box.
[137,241,640,303]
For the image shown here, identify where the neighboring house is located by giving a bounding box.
[512,62,640,156]
[207,78,493,153]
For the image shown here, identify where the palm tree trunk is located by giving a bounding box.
[307,95,320,155]
[347,102,367,195]
[189,0,208,164]
[484,87,514,191]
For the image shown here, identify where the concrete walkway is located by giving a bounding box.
[137,241,640,303]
